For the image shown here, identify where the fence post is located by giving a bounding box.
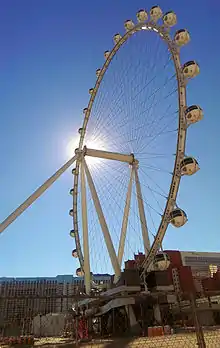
[75,302,79,348]
[39,314,42,338]
[190,293,206,348]
[112,307,115,335]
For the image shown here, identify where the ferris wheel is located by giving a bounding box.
[68,6,203,294]
[0,6,203,295]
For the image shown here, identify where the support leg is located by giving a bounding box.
[0,155,77,233]
[80,160,91,295]
[83,158,121,281]
[134,166,151,255]
[118,166,134,267]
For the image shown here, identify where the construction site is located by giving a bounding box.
[1,250,220,347]
[0,2,218,347]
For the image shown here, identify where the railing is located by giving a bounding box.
[1,292,220,347]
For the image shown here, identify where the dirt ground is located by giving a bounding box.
[1,331,220,348]
[33,331,220,347]
[79,331,220,347]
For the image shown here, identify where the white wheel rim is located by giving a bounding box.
[71,19,196,280]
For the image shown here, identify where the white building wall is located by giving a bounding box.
[180,251,220,278]
[32,313,65,337]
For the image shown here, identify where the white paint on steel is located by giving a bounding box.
[83,159,121,281]
[117,166,134,267]
[134,165,151,255]
[0,15,194,280]
[84,147,134,164]
[141,37,187,276]
[73,21,189,277]
[0,155,77,234]
[72,160,84,269]
[80,159,91,295]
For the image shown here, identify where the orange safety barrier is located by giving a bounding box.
[3,335,34,346]
[148,327,153,337]
[148,326,164,337]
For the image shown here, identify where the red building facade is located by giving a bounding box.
[125,250,220,294]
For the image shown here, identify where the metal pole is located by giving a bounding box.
[83,159,121,281]
[134,165,151,255]
[0,155,77,233]
[190,293,206,348]
[80,160,91,295]
[117,166,134,267]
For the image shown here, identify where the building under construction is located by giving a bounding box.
[0,273,112,335]
[1,250,220,337]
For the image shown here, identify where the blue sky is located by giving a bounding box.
[0,0,219,277]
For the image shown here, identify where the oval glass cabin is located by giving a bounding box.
[150,6,163,21]
[174,29,190,46]
[72,249,78,258]
[76,268,84,277]
[180,157,200,175]
[70,230,75,238]
[136,9,148,22]
[182,61,200,78]
[170,208,187,227]
[185,105,203,124]
[163,11,177,27]
[153,252,170,271]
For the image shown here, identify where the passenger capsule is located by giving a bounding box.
[136,9,148,22]
[185,105,203,124]
[182,61,200,79]
[150,6,163,22]
[69,209,73,217]
[124,19,135,31]
[89,88,94,95]
[75,148,80,155]
[153,252,170,271]
[70,229,75,238]
[96,68,101,77]
[113,33,122,45]
[78,128,85,136]
[83,108,88,114]
[174,29,190,46]
[163,11,177,27]
[76,268,84,277]
[170,208,187,227]
[69,188,74,196]
[180,157,200,176]
[78,128,83,135]
[72,249,78,258]
[104,50,110,59]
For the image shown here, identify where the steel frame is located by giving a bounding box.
[117,166,134,267]
[80,159,91,294]
[1,16,191,288]
[83,158,121,282]
[73,21,187,278]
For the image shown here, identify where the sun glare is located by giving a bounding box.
[84,136,107,167]
[66,137,79,159]
[66,134,107,167]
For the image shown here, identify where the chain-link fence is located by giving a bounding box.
[1,293,220,347]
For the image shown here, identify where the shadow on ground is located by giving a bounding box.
[104,337,136,348]
[79,337,136,348]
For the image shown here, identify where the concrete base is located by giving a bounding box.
[153,304,162,324]
[125,305,141,335]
